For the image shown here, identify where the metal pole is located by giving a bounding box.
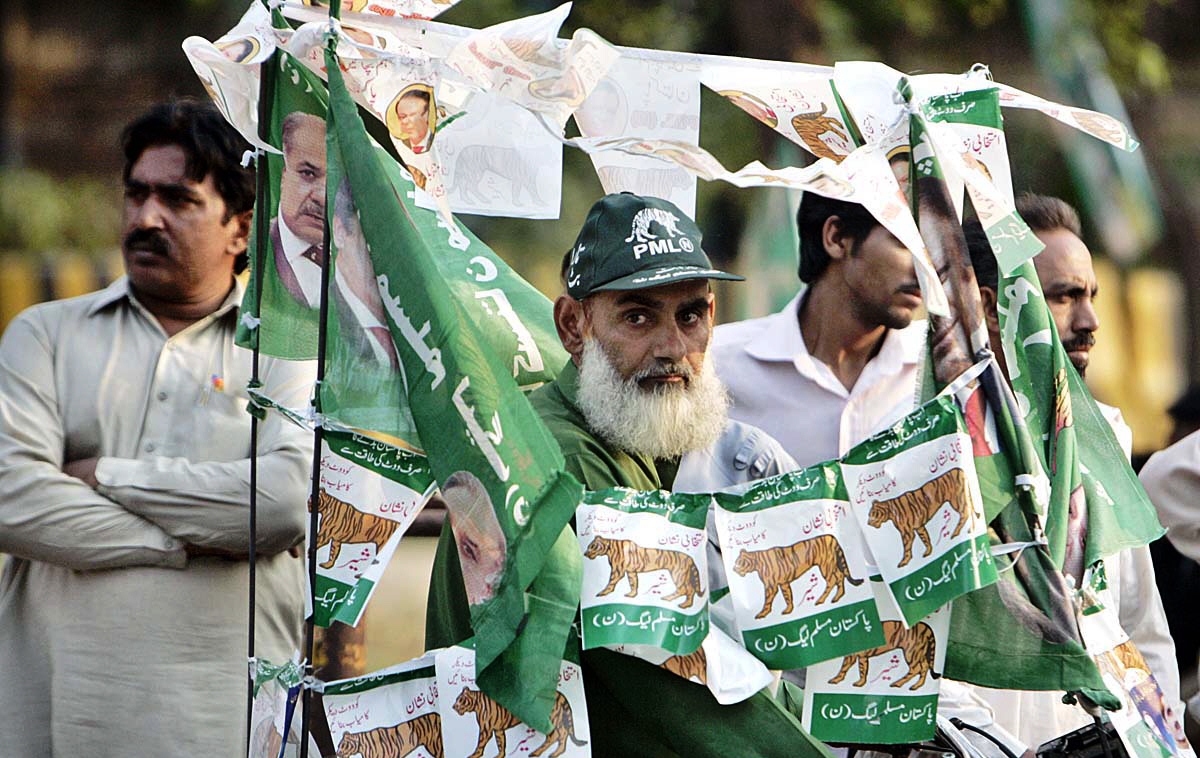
[244,29,277,757]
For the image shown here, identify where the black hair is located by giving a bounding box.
[122,98,255,218]
[122,99,255,273]
[398,89,431,108]
[962,218,997,291]
[966,194,1084,292]
[1015,193,1082,238]
[795,192,879,283]
[1168,385,1200,423]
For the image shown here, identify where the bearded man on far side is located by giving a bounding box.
[427,193,829,758]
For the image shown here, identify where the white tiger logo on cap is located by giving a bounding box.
[624,208,693,260]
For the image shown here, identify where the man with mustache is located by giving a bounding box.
[273,110,328,308]
[712,189,927,469]
[0,100,313,757]
[427,193,829,757]
[956,193,1181,756]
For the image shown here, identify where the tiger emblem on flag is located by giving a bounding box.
[733,534,864,618]
[828,620,941,690]
[660,647,708,684]
[789,104,849,160]
[453,688,587,758]
[867,467,975,568]
[310,488,402,570]
[584,535,703,609]
[335,712,443,758]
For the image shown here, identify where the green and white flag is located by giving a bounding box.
[326,51,582,733]
[319,152,567,447]
[1078,594,1195,758]
[802,592,950,745]
[913,83,1163,699]
[237,50,329,360]
[322,652,443,758]
[310,430,435,628]
[577,489,710,655]
[842,395,997,627]
[714,462,883,670]
[436,644,591,758]
[248,657,318,758]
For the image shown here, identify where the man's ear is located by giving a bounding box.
[554,295,588,363]
[822,216,852,262]
[979,286,1001,335]
[228,209,254,256]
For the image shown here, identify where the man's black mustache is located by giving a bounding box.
[1062,333,1096,352]
[124,228,169,255]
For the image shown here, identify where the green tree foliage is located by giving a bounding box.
[0,169,119,255]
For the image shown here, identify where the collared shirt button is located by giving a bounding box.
[144,442,156,453]
[157,391,168,402]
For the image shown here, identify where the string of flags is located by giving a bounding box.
[190,2,1189,756]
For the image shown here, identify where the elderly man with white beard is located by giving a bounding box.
[426,193,831,758]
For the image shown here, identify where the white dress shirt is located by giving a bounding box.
[280,213,323,308]
[0,277,315,757]
[712,292,926,469]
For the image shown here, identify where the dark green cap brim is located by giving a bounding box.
[591,265,745,293]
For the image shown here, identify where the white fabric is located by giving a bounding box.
[0,277,314,757]
[712,292,926,470]
[279,212,323,307]
[713,293,1180,752]
[1141,427,1200,565]
[676,419,800,640]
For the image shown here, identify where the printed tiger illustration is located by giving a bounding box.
[733,534,864,618]
[335,711,443,758]
[584,535,703,609]
[453,687,520,758]
[867,467,975,568]
[660,647,707,684]
[453,687,587,758]
[789,104,849,160]
[310,488,402,569]
[828,620,941,690]
[530,690,589,757]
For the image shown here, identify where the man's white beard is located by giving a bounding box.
[576,338,729,460]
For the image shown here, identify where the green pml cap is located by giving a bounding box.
[565,192,744,299]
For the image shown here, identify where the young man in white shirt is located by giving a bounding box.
[712,190,927,469]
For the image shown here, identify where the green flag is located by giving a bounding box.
[908,86,1161,700]
[325,46,582,733]
[905,89,1104,695]
[236,50,328,360]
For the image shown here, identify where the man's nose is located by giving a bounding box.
[129,196,166,229]
[653,322,688,363]
[1075,297,1100,335]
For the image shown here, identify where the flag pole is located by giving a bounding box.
[300,7,342,758]
[245,16,278,755]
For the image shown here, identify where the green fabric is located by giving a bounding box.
[428,360,832,758]
[909,90,1131,706]
[236,50,327,359]
[325,54,582,732]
